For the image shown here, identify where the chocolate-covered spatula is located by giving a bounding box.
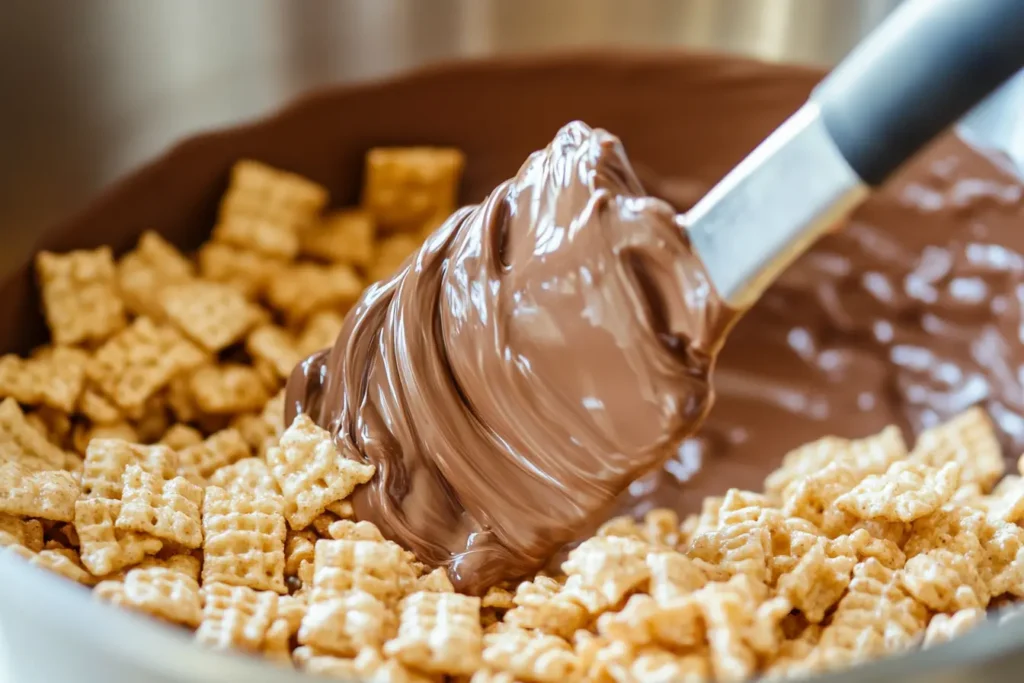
[685,0,1024,309]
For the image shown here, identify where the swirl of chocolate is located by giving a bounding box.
[286,121,736,593]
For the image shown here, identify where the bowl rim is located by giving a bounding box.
[3,49,1023,682]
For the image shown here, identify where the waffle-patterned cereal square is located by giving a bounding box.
[74,498,162,576]
[503,576,588,639]
[298,311,345,356]
[116,465,203,548]
[325,519,386,542]
[363,148,464,233]
[208,457,280,496]
[383,592,482,674]
[202,486,287,593]
[36,247,126,345]
[313,538,415,605]
[7,543,95,586]
[302,209,376,266]
[923,608,986,648]
[160,280,264,353]
[910,407,1004,492]
[0,462,79,521]
[159,423,204,451]
[265,263,363,323]
[595,593,704,650]
[646,551,708,603]
[901,548,989,611]
[562,536,650,614]
[246,325,302,380]
[88,317,207,414]
[0,513,44,551]
[299,588,395,657]
[268,414,375,529]
[214,160,327,259]
[482,627,580,683]
[137,552,202,581]
[196,582,279,652]
[0,397,66,470]
[0,347,87,413]
[834,461,960,523]
[117,231,195,318]
[180,428,251,477]
[777,539,856,623]
[80,439,178,501]
[189,364,271,416]
[197,242,285,300]
[115,566,202,627]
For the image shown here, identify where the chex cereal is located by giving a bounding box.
[202,486,286,593]
[268,414,375,529]
[7,150,1024,683]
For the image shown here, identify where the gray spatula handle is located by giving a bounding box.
[813,0,1024,186]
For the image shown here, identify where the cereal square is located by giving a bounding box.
[0,397,67,471]
[0,513,44,551]
[159,423,204,451]
[80,439,178,500]
[362,147,464,232]
[834,461,960,522]
[75,498,163,575]
[0,462,79,521]
[313,538,416,605]
[0,347,87,413]
[78,386,123,425]
[105,566,203,627]
[301,209,376,266]
[265,263,363,323]
[7,543,96,586]
[196,582,279,652]
[299,588,395,657]
[246,325,302,380]
[481,627,580,683]
[179,428,251,477]
[208,457,281,497]
[116,465,204,549]
[117,231,195,318]
[268,414,375,529]
[384,592,483,675]
[189,364,271,415]
[160,280,264,353]
[136,552,202,582]
[36,247,126,345]
[562,536,651,614]
[202,486,287,593]
[910,407,1005,492]
[88,317,207,414]
[197,242,285,299]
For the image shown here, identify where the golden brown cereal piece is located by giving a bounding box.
[117,231,195,318]
[299,589,396,657]
[313,538,416,606]
[596,593,704,650]
[984,475,1024,523]
[189,364,271,416]
[910,407,1004,491]
[160,280,264,353]
[7,543,95,586]
[36,247,126,345]
[0,513,44,551]
[196,582,279,652]
[208,457,281,496]
[265,263,363,323]
[384,592,483,674]
[640,509,683,550]
[765,426,907,500]
[88,317,207,414]
[74,498,163,575]
[482,586,515,611]
[482,627,580,683]
[202,486,287,593]
[80,439,178,500]
[261,617,293,663]
[268,414,375,529]
[827,528,906,570]
[116,465,204,549]
[166,374,199,423]
[646,551,708,603]
[0,462,79,521]
[416,567,455,593]
[363,147,464,232]
[0,397,67,470]
[213,208,301,261]
[687,511,775,585]
[229,413,278,457]
[781,461,864,535]
[368,234,422,283]
[197,242,285,299]
[72,421,140,458]
[0,348,87,413]
[136,552,202,582]
[286,529,317,584]
[25,406,72,450]
[503,576,588,640]
[179,428,251,477]
[297,310,345,356]
[597,515,644,542]
[562,535,650,615]
[325,519,386,542]
[901,548,989,611]
[246,325,302,380]
[325,499,355,519]
[923,608,986,648]
[300,647,437,683]
[834,461,960,523]
[159,423,204,450]
[302,209,376,266]
[777,539,856,623]
[109,566,202,628]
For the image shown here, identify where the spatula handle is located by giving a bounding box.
[813,0,1024,186]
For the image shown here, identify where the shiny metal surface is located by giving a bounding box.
[0,0,902,265]
[685,102,868,307]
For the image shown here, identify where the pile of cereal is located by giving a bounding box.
[2,149,1022,682]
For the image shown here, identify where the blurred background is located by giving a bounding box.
[0,0,904,258]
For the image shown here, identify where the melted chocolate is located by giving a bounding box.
[286,122,736,593]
